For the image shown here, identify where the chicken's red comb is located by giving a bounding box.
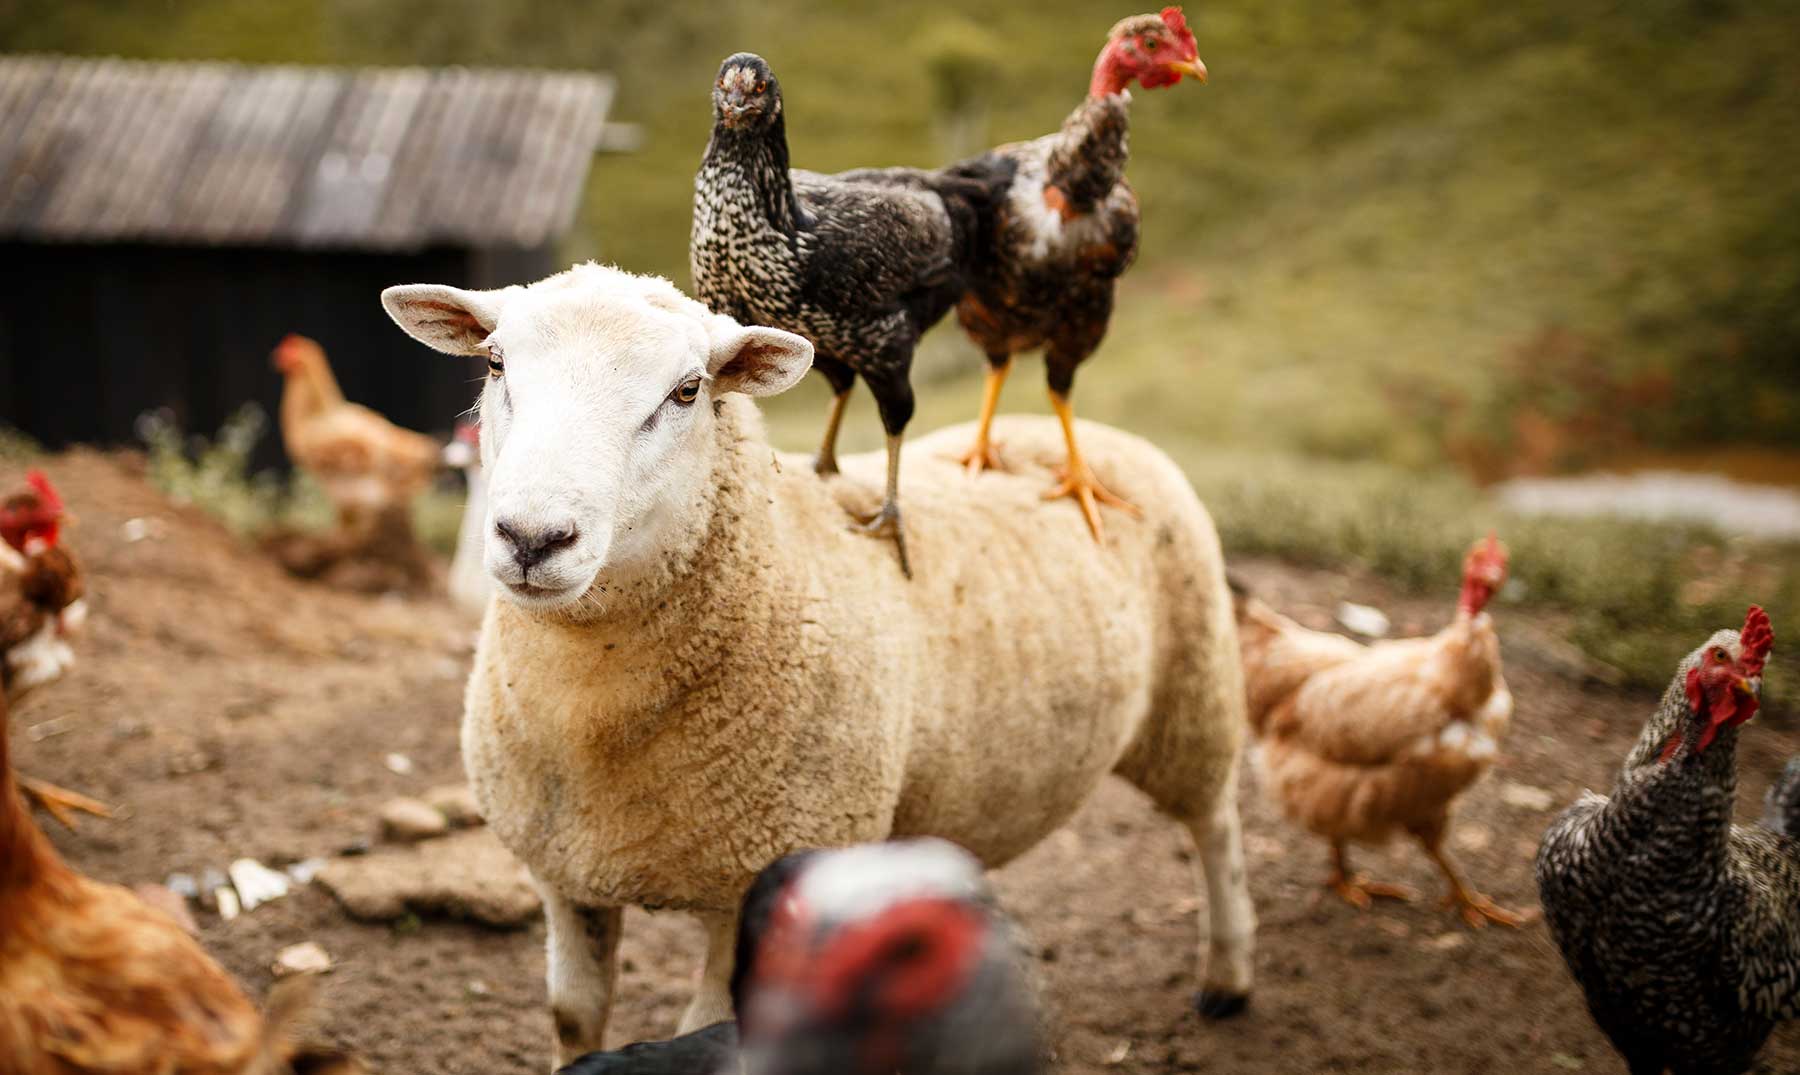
[1161,7,1193,42]
[25,470,62,515]
[1741,605,1774,677]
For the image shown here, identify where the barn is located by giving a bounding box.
[0,55,616,455]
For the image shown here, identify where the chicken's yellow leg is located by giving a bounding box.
[21,775,113,830]
[957,359,1012,475]
[815,389,851,477]
[1421,838,1529,929]
[1326,840,1418,910]
[1042,388,1142,541]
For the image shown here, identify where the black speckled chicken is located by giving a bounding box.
[559,839,1041,1075]
[1536,606,1800,1075]
[691,53,1007,577]
[945,8,1205,541]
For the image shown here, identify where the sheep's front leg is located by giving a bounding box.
[541,884,623,1069]
[1185,782,1257,1019]
[678,911,740,1033]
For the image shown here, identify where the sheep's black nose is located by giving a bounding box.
[495,519,579,570]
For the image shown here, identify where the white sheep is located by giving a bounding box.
[381,263,1255,1067]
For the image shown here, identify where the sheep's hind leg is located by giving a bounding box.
[1185,781,1257,1019]
[541,885,623,1070]
[678,911,740,1033]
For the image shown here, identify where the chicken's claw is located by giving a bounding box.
[1043,463,1141,543]
[1327,872,1419,911]
[1444,889,1534,930]
[21,776,113,830]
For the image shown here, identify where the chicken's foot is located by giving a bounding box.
[1422,840,1531,929]
[1044,389,1141,542]
[1326,842,1418,910]
[852,433,912,579]
[957,358,1012,475]
[21,775,113,830]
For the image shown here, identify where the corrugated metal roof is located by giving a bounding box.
[0,55,614,250]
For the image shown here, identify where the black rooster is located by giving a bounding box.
[691,53,1006,577]
[558,839,1042,1075]
[945,8,1205,541]
[1536,606,1800,1075]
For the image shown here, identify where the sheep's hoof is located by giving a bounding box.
[1193,987,1250,1021]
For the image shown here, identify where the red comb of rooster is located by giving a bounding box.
[1741,605,1774,677]
[25,470,62,515]
[1161,7,1194,41]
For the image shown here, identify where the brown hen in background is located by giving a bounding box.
[1235,536,1525,928]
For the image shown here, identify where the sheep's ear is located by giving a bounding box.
[706,319,814,398]
[382,284,516,355]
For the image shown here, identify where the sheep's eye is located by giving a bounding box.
[486,346,504,379]
[672,376,702,406]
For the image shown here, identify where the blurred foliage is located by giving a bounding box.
[6,0,1793,469]
[1180,446,1800,706]
[5,0,1798,681]
[136,405,463,554]
[0,425,42,464]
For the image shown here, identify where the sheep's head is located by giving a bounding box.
[382,264,813,613]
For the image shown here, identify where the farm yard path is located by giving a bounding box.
[11,450,1798,1074]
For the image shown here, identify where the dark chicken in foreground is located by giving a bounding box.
[691,53,1007,576]
[559,839,1041,1075]
[946,8,1205,541]
[1536,606,1798,1075]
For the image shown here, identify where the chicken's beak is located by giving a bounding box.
[1736,677,1762,702]
[1169,58,1208,84]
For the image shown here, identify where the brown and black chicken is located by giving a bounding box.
[0,472,107,828]
[559,839,1042,1075]
[691,53,1008,576]
[1536,606,1799,1075]
[946,8,1205,540]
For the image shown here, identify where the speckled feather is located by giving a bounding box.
[1536,632,1800,1075]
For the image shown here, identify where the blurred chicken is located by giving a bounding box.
[0,681,359,1075]
[561,839,1043,1075]
[272,334,440,530]
[0,472,107,828]
[1235,536,1525,927]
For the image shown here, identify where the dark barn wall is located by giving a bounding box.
[0,241,550,466]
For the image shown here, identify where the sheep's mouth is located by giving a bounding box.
[506,580,567,600]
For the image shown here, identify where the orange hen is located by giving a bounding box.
[1236,536,1526,928]
[272,334,440,528]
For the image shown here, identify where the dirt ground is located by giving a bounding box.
[10,450,1799,1075]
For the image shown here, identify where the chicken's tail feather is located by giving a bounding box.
[1760,756,1800,839]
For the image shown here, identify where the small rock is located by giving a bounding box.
[287,858,328,885]
[317,828,543,928]
[1335,601,1391,639]
[1499,781,1557,812]
[134,883,199,935]
[423,784,483,828]
[1103,1041,1132,1066]
[228,858,292,912]
[384,753,415,775]
[466,979,491,998]
[216,886,242,922]
[272,941,333,978]
[198,867,228,910]
[165,872,199,900]
[381,797,449,842]
[1426,932,1469,952]
[26,717,73,742]
[1375,918,1411,938]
